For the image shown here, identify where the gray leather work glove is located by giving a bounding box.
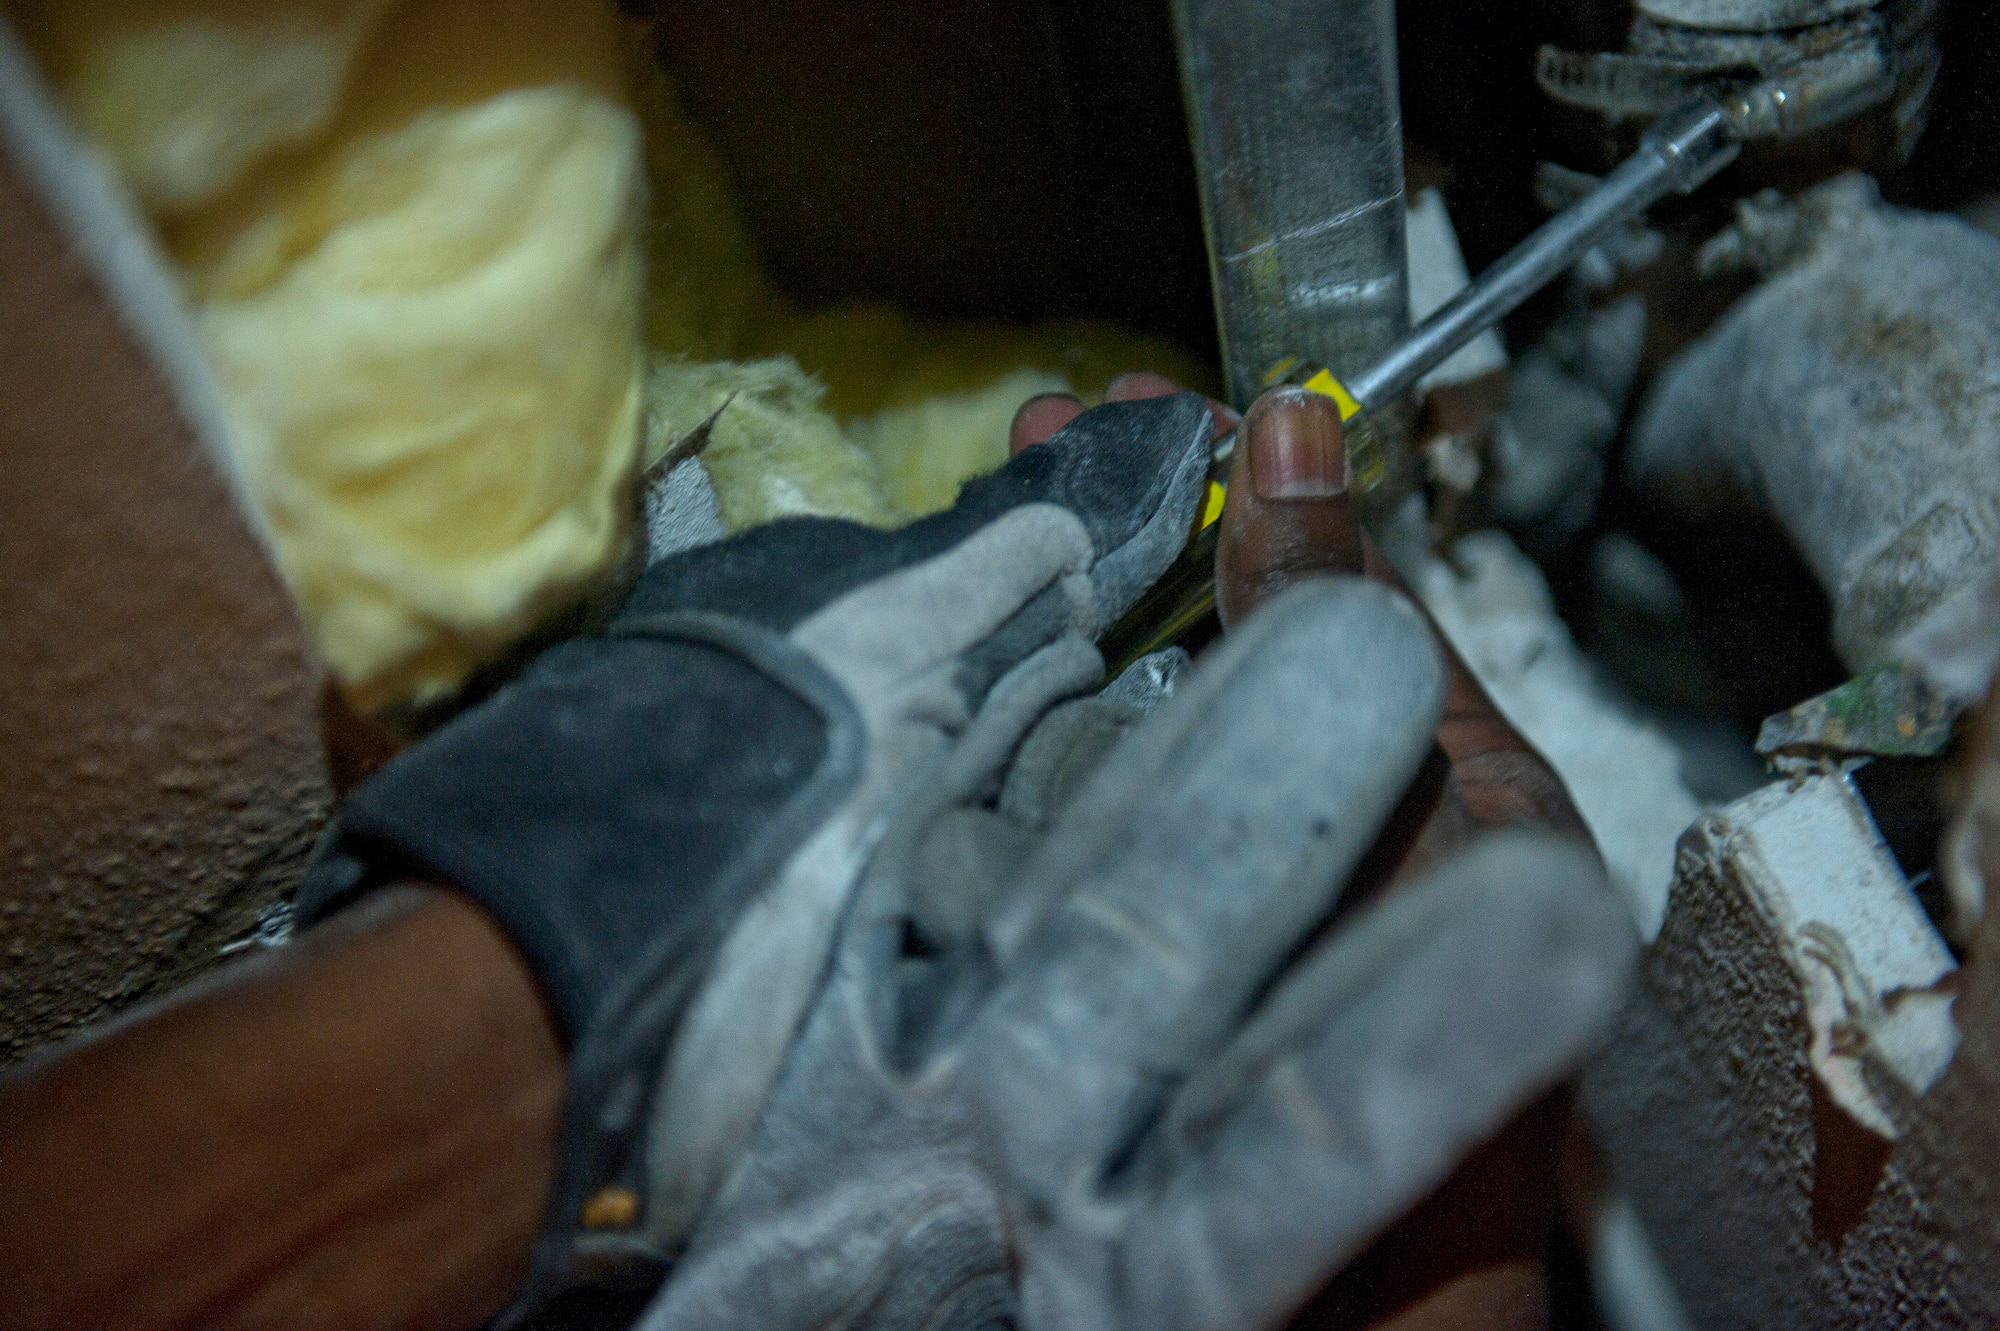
[632,579,1641,1331]
[298,393,1216,1325]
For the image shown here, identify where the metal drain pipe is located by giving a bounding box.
[1171,0,1411,443]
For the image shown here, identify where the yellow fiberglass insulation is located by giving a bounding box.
[17,0,1207,712]
[642,354,903,532]
[15,0,646,713]
[621,33,1212,525]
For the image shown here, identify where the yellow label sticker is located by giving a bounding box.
[1201,480,1227,529]
[1302,368,1362,421]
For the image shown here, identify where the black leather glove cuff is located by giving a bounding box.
[296,614,860,1048]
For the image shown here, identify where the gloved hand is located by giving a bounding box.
[632,579,1638,1331]
[295,391,1217,1321]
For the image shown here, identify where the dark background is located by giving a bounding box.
[643,0,2000,359]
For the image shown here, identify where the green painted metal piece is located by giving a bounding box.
[1756,661,1961,760]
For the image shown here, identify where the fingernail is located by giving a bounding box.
[1245,388,1346,499]
[1019,390,1083,416]
[1010,392,1085,455]
[1104,370,1180,402]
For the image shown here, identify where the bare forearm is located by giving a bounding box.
[0,886,563,1331]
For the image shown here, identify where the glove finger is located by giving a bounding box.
[973,391,1214,629]
[1121,832,1638,1331]
[794,393,1216,687]
[967,578,1445,1213]
[788,504,1099,702]
[621,392,1213,641]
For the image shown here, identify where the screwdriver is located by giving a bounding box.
[1101,96,1744,670]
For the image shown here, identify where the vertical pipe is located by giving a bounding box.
[1171,0,1410,421]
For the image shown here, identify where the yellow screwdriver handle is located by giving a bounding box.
[1198,366,1362,531]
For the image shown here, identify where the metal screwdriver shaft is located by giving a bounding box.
[1210,98,1741,473]
[1110,98,1745,668]
[1346,98,1738,414]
